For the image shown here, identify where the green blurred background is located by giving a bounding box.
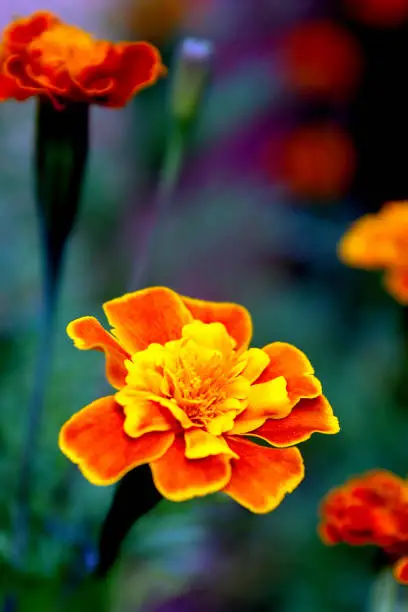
[1,0,408,609]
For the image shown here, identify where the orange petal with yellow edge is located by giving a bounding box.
[241,348,270,383]
[223,437,304,513]
[394,557,408,584]
[67,316,129,389]
[184,428,239,459]
[103,287,193,353]
[256,343,322,403]
[229,376,291,436]
[250,395,339,447]
[59,396,174,485]
[150,435,232,502]
[384,269,408,305]
[256,342,313,381]
[118,396,176,438]
[180,295,252,351]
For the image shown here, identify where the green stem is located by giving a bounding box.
[129,125,184,289]
[12,99,89,569]
[369,569,399,612]
[12,246,61,567]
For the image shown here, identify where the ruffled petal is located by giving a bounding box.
[384,268,408,305]
[116,396,176,438]
[248,376,292,416]
[180,295,253,351]
[394,557,408,584]
[229,376,291,435]
[250,395,340,447]
[255,343,320,403]
[103,287,193,353]
[3,11,60,52]
[106,42,165,107]
[59,396,174,485]
[184,429,239,459]
[182,320,236,352]
[223,437,305,513]
[241,348,270,383]
[67,316,129,389]
[256,342,314,382]
[150,435,232,501]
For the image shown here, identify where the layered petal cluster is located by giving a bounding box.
[338,201,408,303]
[0,11,165,108]
[59,287,339,513]
[319,470,408,584]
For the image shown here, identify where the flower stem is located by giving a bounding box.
[12,246,61,567]
[12,100,89,569]
[129,124,184,289]
[369,569,399,612]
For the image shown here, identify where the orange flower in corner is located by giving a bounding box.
[59,287,339,513]
[0,11,165,108]
[319,470,408,584]
[339,201,408,304]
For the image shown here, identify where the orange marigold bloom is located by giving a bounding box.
[59,287,339,513]
[344,0,408,28]
[0,11,165,108]
[338,201,408,304]
[282,20,362,102]
[319,470,408,584]
[123,0,211,45]
[278,123,356,201]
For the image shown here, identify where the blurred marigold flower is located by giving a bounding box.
[59,287,339,513]
[282,20,362,102]
[319,470,408,584]
[344,0,408,28]
[0,11,166,108]
[276,123,356,201]
[339,201,408,304]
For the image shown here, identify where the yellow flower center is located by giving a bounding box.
[117,321,252,435]
[29,25,109,76]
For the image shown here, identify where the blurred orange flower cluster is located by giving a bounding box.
[0,11,165,108]
[339,201,408,304]
[59,287,339,513]
[344,0,408,27]
[275,19,360,202]
[283,20,362,103]
[319,470,408,584]
[279,123,356,201]
[123,0,210,44]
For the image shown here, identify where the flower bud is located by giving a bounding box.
[170,37,214,127]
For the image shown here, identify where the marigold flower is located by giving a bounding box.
[282,20,362,102]
[277,123,356,201]
[59,287,339,513]
[0,11,165,108]
[344,0,408,28]
[319,470,408,584]
[123,0,210,45]
[338,201,408,304]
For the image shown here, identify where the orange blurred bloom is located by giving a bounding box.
[124,0,209,45]
[59,287,339,513]
[339,201,408,304]
[319,470,408,584]
[282,20,362,102]
[278,124,356,201]
[344,0,408,28]
[0,11,165,108]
